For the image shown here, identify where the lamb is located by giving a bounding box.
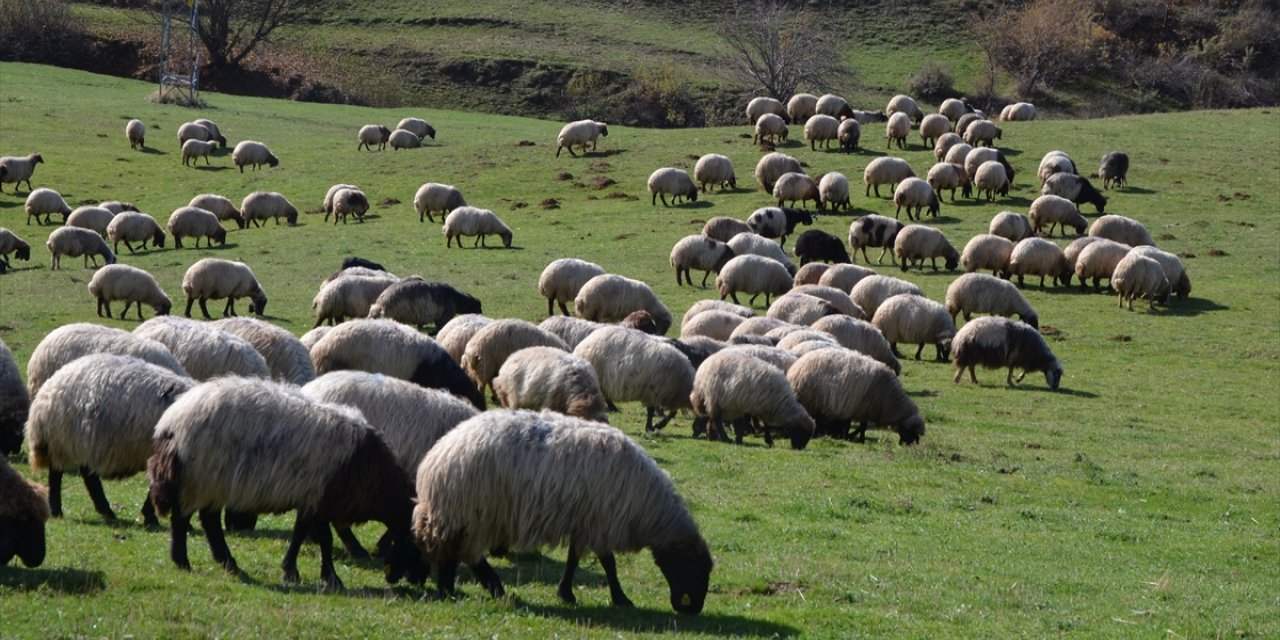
[934,132,963,161]
[926,162,971,201]
[728,232,797,274]
[574,274,673,335]
[818,171,851,211]
[329,188,369,225]
[1129,245,1190,301]
[809,315,900,374]
[1,338,29,455]
[1009,237,1070,288]
[24,187,71,225]
[368,278,482,331]
[962,120,1002,147]
[413,183,466,223]
[191,119,227,148]
[24,353,193,525]
[0,458,49,568]
[1028,194,1088,237]
[918,113,950,149]
[680,309,749,341]
[308,318,485,409]
[894,224,959,272]
[893,177,941,220]
[556,120,609,157]
[960,233,1015,278]
[491,347,608,423]
[389,128,422,150]
[231,140,278,172]
[241,191,298,227]
[701,216,752,242]
[670,235,735,288]
[939,98,973,123]
[1037,150,1077,185]
[974,160,1011,202]
[87,263,172,319]
[176,121,214,147]
[988,211,1035,242]
[65,206,114,237]
[886,94,925,123]
[188,194,245,228]
[964,147,1015,184]
[1042,173,1107,213]
[181,258,268,318]
[748,206,814,247]
[999,102,1036,121]
[838,118,861,152]
[885,111,913,150]
[951,316,1062,390]
[573,327,695,431]
[1088,214,1154,248]
[134,316,271,381]
[848,214,905,264]
[872,293,955,360]
[147,377,425,589]
[166,206,227,248]
[817,263,877,293]
[321,183,358,223]
[210,317,316,384]
[0,227,31,272]
[181,139,216,166]
[1099,151,1129,189]
[460,319,570,398]
[746,96,789,124]
[46,226,116,270]
[804,114,841,150]
[816,93,856,119]
[412,410,713,612]
[691,350,815,448]
[772,173,822,211]
[311,274,396,326]
[1073,238,1132,292]
[443,206,513,248]
[126,119,145,150]
[357,124,392,151]
[944,273,1039,328]
[25,323,187,397]
[850,274,923,319]
[647,168,698,206]
[766,292,841,326]
[716,254,793,307]
[1,153,43,193]
[863,157,915,198]
[538,258,606,315]
[786,92,818,123]
[787,349,925,443]
[692,154,736,193]
[754,152,802,193]
[793,229,851,266]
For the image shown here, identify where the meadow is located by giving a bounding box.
[1,62,1278,638]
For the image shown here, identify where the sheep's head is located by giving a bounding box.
[897,414,925,445]
[652,537,713,615]
[1044,361,1063,391]
[212,227,228,246]
[1022,311,1040,330]
[1072,220,1088,235]
[248,289,268,316]
[32,153,44,164]
[686,186,698,202]
[15,244,30,261]
[498,231,513,248]
[458,294,483,316]
[596,122,609,137]
[944,251,960,271]
[424,124,436,140]
[154,299,172,316]
[936,335,954,361]
[152,229,167,248]
[378,126,392,142]
[232,212,247,230]
[1174,271,1191,300]
[266,154,279,168]
[285,205,299,225]
[621,310,658,334]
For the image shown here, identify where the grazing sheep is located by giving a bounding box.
[1028,194,1088,237]
[939,98,973,123]
[793,229,850,266]
[815,93,855,119]
[321,183,358,223]
[87,264,171,319]
[692,154,736,193]
[24,354,192,525]
[728,316,789,339]
[1089,214,1154,248]
[1,338,29,455]
[188,194,245,229]
[945,273,1039,328]
[1037,150,1077,185]
[312,274,397,327]
[330,188,369,225]
[437,314,492,363]
[191,119,227,148]
[1009,237,1069,288]
[808,315,900,374]
[746,96,789,124]
[934,132,963,161]
[1074,238,1132,292]
[389,128,422,150]
[964,147,1015,184]
[1111,253,1169,311]
[368,278,481,331]
[573,327,695,431]
[817,263,876,293]
[680,309,748,342]
[973,160,1010,202]
[412,410,713,611]
[25,324,187,397]
[1129,245,1190,301]
[648,168,699,206]
[210,317,316,384]
[766,292,841,326]
[176,122,214,147]
[772,173,822,211]
[1061,236,1101,287]
[298,326,333,351]
[574,274,673,335]
[999,102,1036,121]
[817,172,850,211]
[754,152,802,193]
[337,257,386,276]
[894,224,959,272]
[0,458,49,568]
[491,347,608,423]
[538,258,606,315]
[66,206,114,237]
[670,235,735,288]
[988,211,1035,242]
[786,92,818,123]
[963,120,1002,147]
[24,188,71,226]
[774,328,838,353]
[885,111,911,149]
[790,284,865,318]
[556,120,609,157]
[181,139,216,166]
[0,227,32,272]
[951,316,1062,389]
[838,118,861,152]
[461,319,569,398]
[863,157,915,198]
[134,316,270,381]
[893,177,941,221]
[943,141,973,166]
[1099,151,1129,189]
[886,94,925,123]
[691,350,815,447]
[748,206,814,247]
[148,377,424,589]
[126,119,145,149]
[357,124,392,151]
[46,226,115,270]
[231,140,278,172]
[1042,173,1107,213]
[804,114,841,150]
[397,117,435,140]
[701,216,752,243]
[716,254,793,307]
[787,349,924,443]
[960,233,1015,278]
[181,258,268,318]
[872,293,955,360]
[848,214,905,265]
[166,207,227,248]
[850,274,923,319]
[0,153,43,193]
[926,162,971,201]
[728,232,797,274]
[241,191,298,227]
[918,114,950,149]
[722,343,797,371]
[443,206,513,248]
[413,183,466,223]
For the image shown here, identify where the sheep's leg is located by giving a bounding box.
[469,558,505,598]
[81,468,117,522]
[312,520,343,590]
[198,507,239,574]
[1093,277,1103,293]
[700,270,712,288]
[558,300,571,316]
[691,416,707,438]
[877,247,890,265]
[136,303,146,321]
[141,493,159,527]
[853,421,868,442]
[97,297,108,317]
[184,297,196,317]
[547,298,555,316]
[1006,367,1016,386]
[120,301,133,318]
[652,408,677,432]
[1015,369,1028,383]
[224,509,258,532]
[334,526,370,559]
[48,469,64,517]
[953,366,964,383]
[598,553,634,608]
[170,510,193,570]
[557,538,581,604]
[930,257,939,271]
[890,342,902,358]
[968,366,979,384]
[914,343,925,360]
[224,298,236,317]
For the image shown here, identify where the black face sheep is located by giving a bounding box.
[46,226,116,270]
[817,172,850,211]
[999,102,1036,121]
[1029,195,1088,237]
[321,183,358,223]
[491,346,609,423]
[754,152,802,193]
[443,206,513,248]
[167,206,228,249]
[231,140,278,172]
[809,314,901,374]
[950,316,1062,390]
[87,264,172,320]
[1037,150,1077,186]
[682,299,756,326]
[461,319,570,400]
[1130,246,1191,302]
[793,229,851,266]
[388,128,421,150]
[1009,237,1071,288]
[574,274,673,335]
[838,118,861,153]
[312,273,397,327]
[1088,214,1155,248]
[648,168,698,206]
[747,206,814,248]
[765,292,842,326]
[918,113,950,149]
[787,92,818,123]
[0,458,50,568]
[357,124,392,151]
[1074,238,1132,292]
[1111,253,1170,311]
[100,200,140,215]
[894,224,959,272]
[960,233,1015,278]
[367,277,482,332]
[241,191,298,227]
[25,323,187,398]
[147,377,426,589]
[747,96,789,124]
[939,98,973,123]
[397,117,435,140]
[681,309,749,342]
[0,152,43,193]
[437,314,492,363]
[182,258,267,319]
[944,273,1039,329]
[691,349,815,448]
[1099,151,1129,189]
[66,206,115,237]
[962,119,1002,147]
[134,316,271,381]
[728,316,788,340]
[538,258,605,315]
[964,147,1016,186]
[0,337,29,455]
[555,120,608,157]
[0,227,32,272]
[330,188,370,225]
[816,93,856,119]
[790,284,866,318]
[886,94,924,122]
[106,211,167,254]
[885,111,912,149]
[573,326,695,431]
[850,274,923,319]
[181,139,216,167]
[753,113,789,146]
[701,216,752,243]
[934,133,963,161]
[927,162,972,202]
[787,349,925,443]
[1061,236,1101,287]
[872,293,956,361]
[1042,173,1107,213]
[693,153,736,192]
[25,353,193,526]
[190,118,228,148]
[413,182,466,223]
[893,178,941,221]
[716,254,794,308]
[25,187,71,226]
[728,231,798,275]
[974,160,1011,202]
[211,317,317,385]
[944,141,973,167]
[670,235,735,288]
[176,121,214,148]
[864,157,915,198]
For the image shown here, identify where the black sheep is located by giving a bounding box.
[793,229,851,266]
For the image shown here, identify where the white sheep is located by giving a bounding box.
[944,272,1039,328]
[988,211,1034,242]
[818,172,851,211]
[1042,172,1108,213]
[872,293,955,360]
[211,316,316,384]
[786,92,818,123]
[680,309,749,342]
[442,206,512,248]
[1,153,44,194]
[321,183,358,223]
[437,314,492,363]
[46,226,115,270]
[231,140,278,172]
[573,326,695,431]
[25,323,187,397]
[413,182,466,223]
[1111,253,1169,311]
[573,274,673,334]
[461,319,569,398]
[809,314,900,374]
[918,113,950,148]
[1028,194,1088,237]
[1062,236,1101,287]
[538,258,605,315]
[960,233,1015,277]
[728,316,789,339]
[934,132,963,161]
[125,119,145,150]
[894,224,959,271]
[181,258,268,318]
[951,316,1062,389]
[670,235,735,288]
[863,156,915,198]
[191,119,227,148]
[1,337,30,455]
[790,284,865,318]
[647,167,698,206]
[766,292,841,326]
[1088,214,1154,247]
[556,120,609,157]
[746,96,789,124]
[815,93,855,119]
[397,117,436,140]
[926,162,970,201]
[101,211,165,256]
[539,316,610,351]
[753,113,789,146]
[886,94,925,123]
[24,188,70,226]
[716,254,793,307]
[1037,150,1077,185]
[681,300,755,329]
[722,342,798,371]
[727,231,797,273]
[893,177,940,220]
[885,111,912,149]
[774,328,838,353]
[491,347,608,423]
[974,159,1011,201]
[1009,237,1070,288]
[939,98,972,123]
[848,214,905,265]
[1129,246,1190,301]
[241,191,298,227]
[389,128,422,150]
[167,206,227,248]
[804,114,841,150]
[691,349,815,448]
[850,274,922,319]
[838,118,861,152]
[1074,238,1132,292]
[754,152,802,193]
[999,102,1036,121]
[772,173,821,211]
[97,201,137,214]
[701,216,752,242]
[188,194,244,228]
[0,227,32,272]
[693,154,736,192]
[963,119,1002,147]
[357,124,392,151]
[817,263,877,292]
[133,316,270,381]
[176,121,213,147]
[311,273,396,326]
[87,264,171,319]
[787,348,925,443]
[964,147,1013,183]
[943,141,973,166]
[330,188,369,225]
[181,139,216,167]
[65,206,113,237]
[298,326,333,352]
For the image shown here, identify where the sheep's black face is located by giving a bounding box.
[945,255,960,271]
[383,532,429,586]
[250,294,267,316]
[788,427,812,450]
[653,539,713,615]
[1023,313,1040,330]
[936,337,953,361]
[1073,222,1087,235]
[155,301,172,316]
[1045,365,1063,391]
[898,415,926,445]
[15,246,30,261]
[459,296,483,315]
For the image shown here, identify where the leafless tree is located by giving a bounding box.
[197,0,328,71]
[975,0,1097,97]
[717,0,854,100]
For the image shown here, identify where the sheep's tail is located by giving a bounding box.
[27,441,50,471]
[146,430,182,517]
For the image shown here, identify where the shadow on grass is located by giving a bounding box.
[1006,383,1098,398]
[516,600,799,637]
[1000,147,1024,157]
[193,165,230,172]
[0,566,107,594]
[1157,296,1227,317]
[138,147,166,155]
[1118,186,1156,195]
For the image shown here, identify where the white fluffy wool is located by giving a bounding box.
[133,316,270,381]
[26,323,186,397]
[491,346,608,423]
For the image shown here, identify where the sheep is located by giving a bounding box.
[539,315,645,352]
[1062,236,1101,287]
[191,119,227,148]
[1073,238,1132,292]
[774,328,838,353]
[0,458,49,568]
[680,309,748,342]
[728,231,797,274]
[367,278,482,331]
[748,206,814,247]
[817,263,877,293]
[701,216,752,242]
[964,147,1015,184]
[1111,253,1169,311]
[1099,151,1129,190]
[955,112,982,137]
[311,274,397,327]
[461,319,570,400]
[181,258,268,318]
[893,177,941,221]
[1037,150,1077,185]
[309,319,484,409]
[793,229,851,266]
[754,152,802,193]
[357,124,392,151]
[863,156,915,198]
[689,155,736,195]
[1028,194,1088,237]
[808,315,900,374]
[746,96,789,124]
[556,120,609,157]
[176,121,214,147]
[24,354,192,525]
[299,326,333,352]
[181,139,216,167]
[537,258,605,315]
[787,349,924,443]
[848,214,905,265]
[166,206,228,248]
[24,187,70,226]
[786,92,818,123]
[681,299,755,327]
[670,235,735,288]
[1129,245,1190,301]
[320,183,359,223]
[241,191,298,227]
[974,159,1011,202]
[133,316,270,381]
[945,272,1039,328]
[436,314,492,363]
[0,227,31,272]
[648,168,698,206]
[804,114,841,150]
[210,317,316,384]
[999,102,1036,121]
[939,98,973,123]
[397,117,435,140]
[188,194,245,228]
[98,201,138,214]
[1008,237,1070,288]
[989,211,1035,242]
[87,264,171,319]
[772,173,822,211]
[691,350,815,447]
[1089,214,1154,248]
[125,119,145,150]
[25,324,187,398]
[894,224,959,272]
[817,171,850,211]
[766,292,841,326]
[413,183,466,223]
[389,128,422,150]
[926,162,971,201]
[716,254,793,307]
[838,118,861,152]
[950,316,1062,390]
[46,226,115,270]
[885,112,913,150]
[886,94,925,123]
[1042,173,1108,213]
[763,323,814,343]
[231,140,278,172]
[102,211,165,256]
[728,316,789,339]
[147,377,425,589]
[412,409,712,611]
[850,274,922,319]
[872,293,955,361]
[325,187,368,225]
[574,274,673,335]
[443,206,513,248]
[814,93,854,119]
[722,342,797,371]
[790,284,865,318]
[934,132,963,161]
[490,347,608,423]
[574,327,695,431]
[943,141,973,166]
[917,113,950,149]
[1,153,43,193]
[64,206,112,238]
[960,233,1015,278]
[0,338,29,455]
[753,113,789,146]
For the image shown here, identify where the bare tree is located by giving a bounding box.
[194,0,327,71]
[717,0,854,100]
[975,0,1097,97]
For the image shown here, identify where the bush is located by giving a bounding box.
[0,0,84,61]
[907,60,959,103]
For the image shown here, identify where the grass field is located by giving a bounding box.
[1,62,1278,638]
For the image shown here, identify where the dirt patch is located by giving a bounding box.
[591,176,617,189]
[1177,252,1196,259]
[588,160,612,172]
[517,140,536,147]
[755,581,807,596]
[1207,249,1229,256]
[539,198,561,210]
[555,171,573,181]
[511,201,527,209]
[613,233,636,241]
[570,181,586,188]
[1109,334,1132,342]
[377,198,400,207]
[604,191,638,201]
[1157,232,1177,241]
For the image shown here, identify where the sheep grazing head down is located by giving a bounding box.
[652,537,714,615]
[248,291,268,316]
[898,415,926,445]
[1044,361,1063,391]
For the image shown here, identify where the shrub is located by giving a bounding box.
[907,60,959,103]
[0,0,84,61]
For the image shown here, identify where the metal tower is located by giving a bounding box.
[159,0,201,105]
